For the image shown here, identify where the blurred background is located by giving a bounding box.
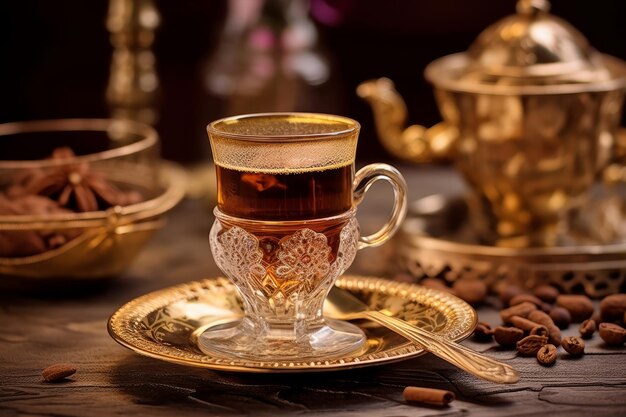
[2,0,626,164]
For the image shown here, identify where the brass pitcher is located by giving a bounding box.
[359,0,626,247]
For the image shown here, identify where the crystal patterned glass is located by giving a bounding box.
[199,113,407,361]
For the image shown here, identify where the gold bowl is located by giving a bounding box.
[0,119,186,282]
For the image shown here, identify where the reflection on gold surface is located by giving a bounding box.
[106,0,160,127]
[398,192,626,297]
[107,275,476,372]
[359,0,626,247]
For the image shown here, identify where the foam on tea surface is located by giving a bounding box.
[208,114,359,174]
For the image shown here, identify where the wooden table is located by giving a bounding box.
[2,166,626,417]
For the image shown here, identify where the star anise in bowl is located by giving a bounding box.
[14,147,141,212]
[0,193,82,257]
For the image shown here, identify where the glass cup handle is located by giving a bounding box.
[353,163,408,249]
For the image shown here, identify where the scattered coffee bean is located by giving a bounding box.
[510,294,543,307]
[530,325,549,337]
[536,344,557,366]
[600,294,626,323]
[533,285,560,304]
[452,278,487,305]
[516,335,548,356]
[494,326,524,347]
[528,310,562,346]
[599,323,626,346]
[579,319,596,340]
[510,315,541,333]
[420,278,448,291]
[496,283,524,306]
[549,307,571,330]
[473,321,493,341]
[42,363,76,382]
[561,336,585,356]
[500,302,537,324]
[556,295,594,323]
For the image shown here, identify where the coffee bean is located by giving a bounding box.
[500,302,537,324]
[561,336,585,356]
[579,319,596,340]
[516,335,548,356]
[510,315,540,332]
[452,279,487,305]
[536,344,557,366]
[530,325,549,337]
[510,294,543,307]
[600,294,626,323]
[599,323,626,346]
[473,322,493,341]
[549,307,571,330]
[528,310,562,346]
[42,363,76,382]
[556,295,594,323]
[494,326,524,347]
[533,285,560,304]
[496,283,524,306]
[420,277,446,289]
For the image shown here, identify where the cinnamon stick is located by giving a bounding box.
[403,386,455,406]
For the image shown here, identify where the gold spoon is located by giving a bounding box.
[324,286,520,384]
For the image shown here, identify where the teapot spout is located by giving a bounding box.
[357,78,454,163]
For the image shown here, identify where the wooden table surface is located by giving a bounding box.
[2,166,626,417]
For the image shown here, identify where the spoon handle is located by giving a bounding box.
[362,311,520,384]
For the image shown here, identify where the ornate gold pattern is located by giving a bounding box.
[359,0,626,247]
[107,275,476,372]
[397,194,626,297]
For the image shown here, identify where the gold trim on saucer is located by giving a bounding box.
[107,275,477,373]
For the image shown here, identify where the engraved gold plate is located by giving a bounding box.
[107,275,476,372]
[397,193,626,297]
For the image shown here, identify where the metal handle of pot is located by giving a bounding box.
[356,78,456,163]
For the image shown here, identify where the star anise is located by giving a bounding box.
[21,147,126,212]
[0,193,81,257]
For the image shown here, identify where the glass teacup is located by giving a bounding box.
[199,113,407,361]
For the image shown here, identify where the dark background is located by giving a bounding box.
[1,0,625,163]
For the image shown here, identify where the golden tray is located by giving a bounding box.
[0,161,187,281]
[397,193,626,297]
[107,275,476,373]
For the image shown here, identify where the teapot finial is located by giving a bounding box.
[516,0,550,15]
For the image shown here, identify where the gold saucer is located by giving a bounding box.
[108,275,476,373]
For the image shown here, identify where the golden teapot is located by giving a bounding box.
[359,0,626,247]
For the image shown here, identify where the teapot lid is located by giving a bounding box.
[425,0,626,94]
